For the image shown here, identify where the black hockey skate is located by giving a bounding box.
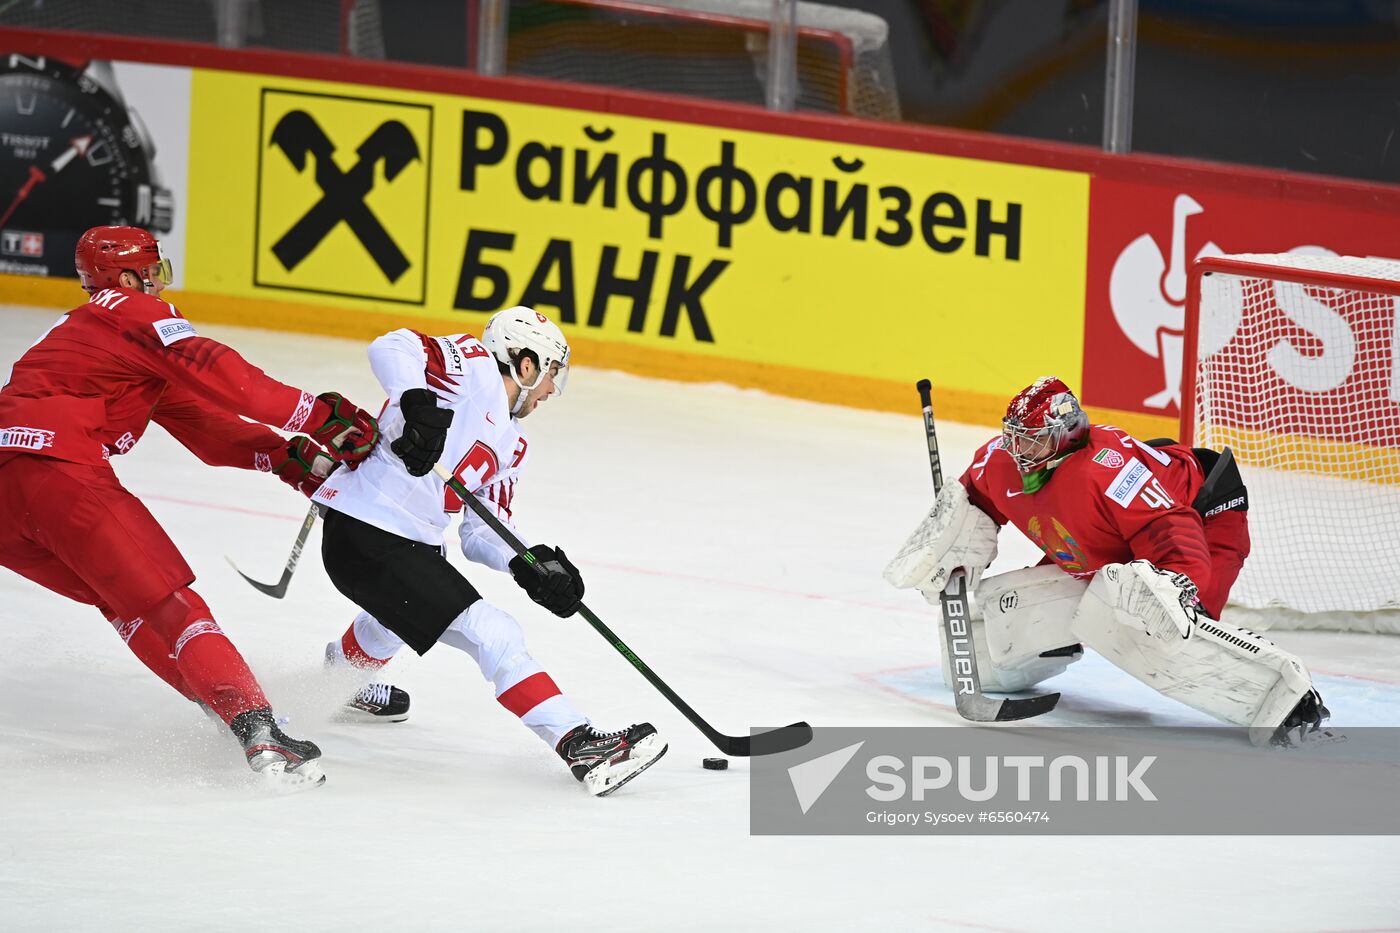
[335,682,411,724]
[229,707,326,789]
[323,643,411,723]
[1271,689,1334,747]
[556,723,667,797]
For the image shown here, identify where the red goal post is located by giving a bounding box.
[1181,253,1400,631]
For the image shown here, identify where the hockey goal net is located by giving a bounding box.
[1182,253,1400,632]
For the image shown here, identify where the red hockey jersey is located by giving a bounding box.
[0,287,316,467]
[961,425,1214,593]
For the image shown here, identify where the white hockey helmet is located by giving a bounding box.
[482,306,571,413]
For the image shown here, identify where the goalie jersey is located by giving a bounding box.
[314,329,531,571]
[960,425,1222,603]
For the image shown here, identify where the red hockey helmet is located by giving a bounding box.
[74,226,171,293]
[1001,376,1090,474]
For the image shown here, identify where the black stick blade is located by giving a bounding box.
[728,721,814,757]
[993,692,1061,722]
[225,557,291,599]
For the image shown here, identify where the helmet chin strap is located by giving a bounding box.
[507,365,545,415]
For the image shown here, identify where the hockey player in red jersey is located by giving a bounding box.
[886,376,1329,745]
[0,226,382,787]
[313,307,667,796]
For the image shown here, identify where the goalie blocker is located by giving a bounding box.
[886,465,1326,746]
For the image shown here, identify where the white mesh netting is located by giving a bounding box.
[1189,253,1400,627]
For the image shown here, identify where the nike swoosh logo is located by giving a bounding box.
[485,412,495,424]
[1005,489,1025,498]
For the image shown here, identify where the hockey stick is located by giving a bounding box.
[226,504,320,599]
[915,379,1059,722]
[433,464,813,757]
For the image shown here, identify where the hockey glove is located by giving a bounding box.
[270,436,337,497]
[310,392,380,464]
[509,545,585,618]
[390,389,454,477]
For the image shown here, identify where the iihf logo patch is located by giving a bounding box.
[1092,448,1125,469]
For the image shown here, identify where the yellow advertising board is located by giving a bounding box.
[185,69,1090,421]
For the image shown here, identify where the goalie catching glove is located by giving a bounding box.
[884,480,999,595]
[309,392,380,464]
[509,545,585,618]
[391,389,454,477]
[270,436,337,497]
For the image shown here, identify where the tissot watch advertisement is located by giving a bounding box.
[0,54,188,284]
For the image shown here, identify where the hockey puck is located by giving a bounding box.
[702,757,729,771]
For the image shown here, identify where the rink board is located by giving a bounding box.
[3,28,1400,438]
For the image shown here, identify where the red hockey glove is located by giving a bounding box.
[270,436,337,497]
[309,392,380,464]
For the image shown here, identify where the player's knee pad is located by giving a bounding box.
[885,481,999,595]
[439,600,531,684]
[1072,579,1313,737]
[937,566,1084,693]
[140,587,223,658]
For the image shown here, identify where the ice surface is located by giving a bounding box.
[1,304,1397,932]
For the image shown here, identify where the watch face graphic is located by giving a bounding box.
[0,54,173,277]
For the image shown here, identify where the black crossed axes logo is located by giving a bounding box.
[269,110,420,283]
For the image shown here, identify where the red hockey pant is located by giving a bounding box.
[1199,508,1250,619]
[0,455,267,722]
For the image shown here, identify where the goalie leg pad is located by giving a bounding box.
[1083,561,1196,646]
[1072,584,1314,735]
[885,481,999,594]
[934,566,1085,694]
[977,565,1087,670]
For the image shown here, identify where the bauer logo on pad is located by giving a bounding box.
[254,90,432,306]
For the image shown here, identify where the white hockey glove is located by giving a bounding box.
[1096,560,1198,644]
[884,481,999,595]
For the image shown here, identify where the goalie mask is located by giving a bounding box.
[1002,376,1089,474]
[482,306,571,415]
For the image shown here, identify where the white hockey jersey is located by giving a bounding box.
[314,328,531,571]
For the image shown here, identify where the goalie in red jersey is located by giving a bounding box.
[886,376,1329,745]
[0,226,382,788]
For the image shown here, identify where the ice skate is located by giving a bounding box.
[1270,689,1340,748]
[556,722,667,797]
[229,707,326,790]
[324,642,410,723]
[335,682,411,723]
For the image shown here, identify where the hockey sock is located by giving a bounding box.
[438,601,588,746]
[329,612,404,670]
[104,608,199,702]
[142,588,269,724]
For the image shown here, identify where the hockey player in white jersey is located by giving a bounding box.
[312,307,666,796]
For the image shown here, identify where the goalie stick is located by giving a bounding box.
[433,463,813,757]
[915,379,1059,722]
[226,504,320,599]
